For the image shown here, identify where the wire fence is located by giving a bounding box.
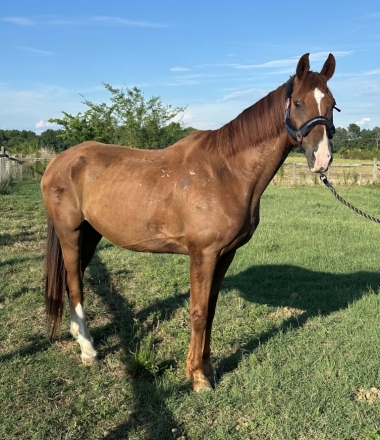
[0,146,53,186]
[272,158,379,186]
[1,146,380,188]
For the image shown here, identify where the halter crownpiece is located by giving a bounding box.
[283,77,340,144]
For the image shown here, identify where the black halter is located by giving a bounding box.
[283,77,339,145]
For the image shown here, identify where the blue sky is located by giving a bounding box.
[1,0,380,134]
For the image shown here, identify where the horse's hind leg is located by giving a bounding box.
[68,222,102,364]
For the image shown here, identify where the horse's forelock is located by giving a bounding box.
[295,71,330,95]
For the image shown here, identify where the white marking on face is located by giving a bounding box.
[311,130,331,173]
[309,88,331,172]
[314,88,325,115]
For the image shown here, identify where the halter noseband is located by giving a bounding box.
[283,77,339,145]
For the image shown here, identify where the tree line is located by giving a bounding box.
[1,85,194,156]
[1,84,379,159]
[0,128,70,155]
[333,124,380,158]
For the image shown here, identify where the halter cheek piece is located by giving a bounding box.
[283,77,340,145]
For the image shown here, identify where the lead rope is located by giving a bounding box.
[320,173,380,224]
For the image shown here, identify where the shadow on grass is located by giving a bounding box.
[0,254,44,270]
[0,338,51,362]
[87,251,189,440]
[0,230,42,247]
[218,264,380,376]
[4,241,376,437]
[85,247,379,438]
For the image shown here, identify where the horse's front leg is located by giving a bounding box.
[186,251,219,391]
[201,250,236,381]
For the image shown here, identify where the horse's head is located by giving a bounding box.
[284,53,337,173]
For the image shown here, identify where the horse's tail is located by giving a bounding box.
[44,217,66,337]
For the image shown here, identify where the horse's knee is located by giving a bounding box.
[189,305,207,330]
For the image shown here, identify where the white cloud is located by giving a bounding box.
[172,110,194,124]
[356,117,371,126]
[170,67,192,72]
[214,51,353,70]
[359,12,380,20]
[165,79,199,87]
[3,15,167,28]
[35,121,55,129]
[181,99,258,130]
[218,88,266,103]
[362,69,380,76]
[17,47,55,56]
[2,16,34,26]
[232,58,298,70]
[309,51,353,61]
[47,16,167,28]
[0,83,86,132]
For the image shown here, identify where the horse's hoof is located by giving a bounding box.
[207,374,216,386]
[81,355,98,366]
[193,378,213,392]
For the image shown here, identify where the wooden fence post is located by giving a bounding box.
[373,158,378,183]
[0,147,5,184]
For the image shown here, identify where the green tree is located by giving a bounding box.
[372,127,380,150]
[1,130,39,154]
[49,84,191,149]
[332,127,348,151]
[39,129,70,153]
[347,123,361,141]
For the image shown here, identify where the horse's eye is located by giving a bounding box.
[294,101,301,108]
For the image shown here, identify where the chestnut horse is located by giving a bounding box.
[41,53,337,391]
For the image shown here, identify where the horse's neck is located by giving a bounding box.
[224,83,287,154]
[234,133,291,193]
[224,84,292,194]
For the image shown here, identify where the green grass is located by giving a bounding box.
[285,152,377,165]
[1,180,380,439]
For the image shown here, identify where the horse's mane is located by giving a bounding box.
[189,71,328,156]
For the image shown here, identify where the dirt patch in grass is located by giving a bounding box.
[355,387,380,404]
[270,306,306,319]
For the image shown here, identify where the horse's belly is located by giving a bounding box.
[83,200,188,254]
[81,169,247,256]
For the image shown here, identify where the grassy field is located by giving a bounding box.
[280,153,379,186]
[1,180,380,439]
[285,152,378,165]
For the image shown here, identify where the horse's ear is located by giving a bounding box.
[320,53,336,81]
[296,53,310,80]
